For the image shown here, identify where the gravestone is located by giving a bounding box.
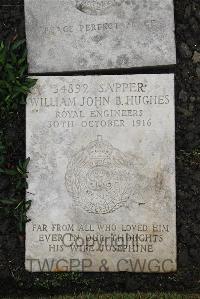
[25,0,176,73]
[26,74,176,272]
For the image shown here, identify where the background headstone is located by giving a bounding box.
[26,74,176,272]
[25,0,176,73]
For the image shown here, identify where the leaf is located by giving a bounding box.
[19,65,27,77]
[15,200,23,210]
[11,39,25,51]
[17,57,26,66]
[10,51,17,65]
[25,200,32,210]
[4,169,18,176]
[23,157,30,170]
[5,64,16,82]
[0,48,6,65]
[17,166,24,175]
[0,198,16,205]
[0,80,6,87]
[26,78,37,88]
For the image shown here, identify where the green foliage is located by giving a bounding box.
[0,130,6,167]
[0,158,31,232]
[0,39,36,119]
[0,38,36,233]
[4,293,200,299]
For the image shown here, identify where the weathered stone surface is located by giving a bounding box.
[26,74,176,272]
[25,0,176,73]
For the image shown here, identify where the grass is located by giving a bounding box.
[0,38,36,233]
[2,292,200,299]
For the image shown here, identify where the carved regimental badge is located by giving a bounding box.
[75,0,124,15]
[65,136,136,214]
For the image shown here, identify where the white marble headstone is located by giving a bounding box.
[26,74,176,272]
[25,0,176,73]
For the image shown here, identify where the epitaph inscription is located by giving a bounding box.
[25,0,176,72]
[26,74,176,272]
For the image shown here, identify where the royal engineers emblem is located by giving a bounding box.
[65,136,136,214]
[75,0,124,15]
